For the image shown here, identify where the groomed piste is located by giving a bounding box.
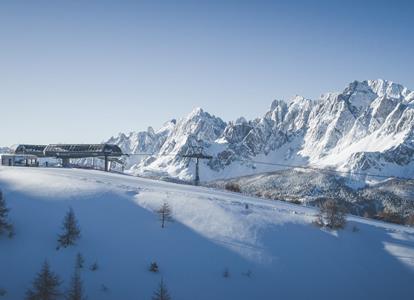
[0,166,414,299]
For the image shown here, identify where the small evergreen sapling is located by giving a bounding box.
[223,268,230,278]
[0,288,7,297]
[26,261,62,300]
[157,202,173,229]
[152,278,171,300]
[0,191,14,238]
[89,262,99,271]
[100,284,109,293]
[76,253,84,270]
[149,262,159,273]
[57,207,81,249]
[242,269,252,278]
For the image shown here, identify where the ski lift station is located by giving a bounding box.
[1,154,38,167]
[0,144,124,172]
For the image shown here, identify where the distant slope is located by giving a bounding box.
[209,169,414,218]
[1,167,414,299]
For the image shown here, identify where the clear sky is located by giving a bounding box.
[0,0,413,145]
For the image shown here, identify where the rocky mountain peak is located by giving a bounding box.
[106,79,414,182]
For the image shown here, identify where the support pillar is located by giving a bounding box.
[195,157,200,186]
[104,155,109,172]
[62,158,70,168]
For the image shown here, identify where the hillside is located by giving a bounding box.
[210,169,414,219]
[1,166,414,299]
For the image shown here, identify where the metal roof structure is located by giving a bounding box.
[12,144,124,171]
[11,144,47,157]
[13,144,123,158]
[43,144,123,158]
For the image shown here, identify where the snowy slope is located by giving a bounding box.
[107,79,414,182]
[1,166,414,299]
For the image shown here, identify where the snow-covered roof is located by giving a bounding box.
[13,144,123,158]
[43,144,123,158]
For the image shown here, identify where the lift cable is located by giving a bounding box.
[122,152,414,181]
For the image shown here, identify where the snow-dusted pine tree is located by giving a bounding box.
[0,190,14,238]
[26,261,62,300]
[157,202,173,228]
[316,199,346,229]
[57,208,81,249]
[152,279,171,300]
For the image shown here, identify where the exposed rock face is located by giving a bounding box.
[106,79,414,182]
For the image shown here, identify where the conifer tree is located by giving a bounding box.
[89,262,99,272]
[316,199,347,229]
[66,266,86,300]
[149,262,159,273]
[100,284,109,293]
[223,268,230,278]
[57,208,81,249]
[0,288,7,297]
[0,190,14,238]
[157,202,173,228]
[75,253,84,270]
[152,278,171,300]
[26,261,62,300]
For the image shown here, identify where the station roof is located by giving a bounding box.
[13,144,123,158]
[11,145,47,156]
[0,153,38,158]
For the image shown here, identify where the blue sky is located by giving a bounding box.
[0,0,413,145]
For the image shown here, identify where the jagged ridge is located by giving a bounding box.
[107,79,414,182]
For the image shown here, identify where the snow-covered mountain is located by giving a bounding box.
[107,120,176,169]
[108,79,414,182]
